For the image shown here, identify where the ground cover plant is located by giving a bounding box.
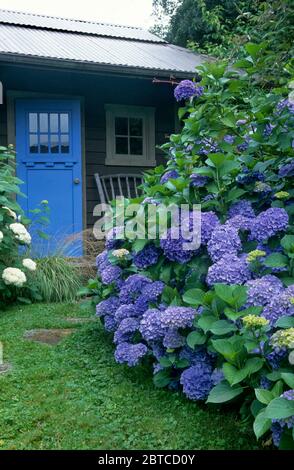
[0,303,258,450]
[92,42,294,449]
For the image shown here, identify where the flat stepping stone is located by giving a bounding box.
[65,317,95,324]
[0,363,11,374]
[23,328,76,345]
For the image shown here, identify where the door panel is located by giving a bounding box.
[15,99,83,257]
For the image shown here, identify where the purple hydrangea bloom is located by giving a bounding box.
[236,119,247,126]
[223,134,235,144]
[150,342,165,361]
[142,197,160,205]
[207,225,242,262]
[190,174,209,188]
[262,285,294,325]
[236,168,265,185]
[271,390,294,447]
[250,208,288,242]
[114,317,140,344]
[96,296,120,318]
[278,161,294,178]
[114,342,148,367]
[260,376,272,390]
[237,135,250,152]
[180,363,213,401]
[133,295,150,315]
[245,275,284,308]
[141,281,165,302]
[100,265,122,285]
[276,98,294,114]
[139,308,165,342]
[160,170,179,184]
[119,274,152,303]
[133,244,160,269]
[160,228,195,264]
[201,211,220,245]
[228,200,255,219]
[197,137,219,156]
[271,422,283,447]
[160,306,197,329]
[114,304,138,322]
[105,226,125,250]
[174,80,204,102]
[226,215,253,231]
[104,315,118,332]
[207,254,251,286]
[266,347,288,369]
[179,346,215,367]
[96,250,110,270]
[153,362,164,374]
[263,123,275,137]
[163,328,185,349]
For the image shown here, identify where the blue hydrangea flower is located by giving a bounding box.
[180,363,213,400]
[114,342,148,367]
[207,224,242,262]
[179,346,215,367]
[119,274,152,304]
[114,304,138,322]
[271,389,294,447]
[139,308,165,342]
[266,347,288,369]
[160,306,197,329]
[160,170,179,184]
[260,376,272,390]
[228,200,255,219]
[160,228,196,264]
[249,208,288,242]
[96,250,110,270]
[141,281,165,302]
[263,123,275,137]
[226,215,253,231]
[223,134,235,144]
[142,197,160,205]
[105,226,125,250]
[174,80,204,102]
[201,211,220,245]
[114,317,140,344]
[207,254,251,286]
[100,265,122,285]
[163,328,185,349]
[96,296,120,318]
[262,285,294,325]
[133,244,160,269]
[190,174,209,188]
[104,315,118,332]
[245,275,284,308]
[278,161,294,178]
[276,98,294,114]
[197,137,219,156]
[236,168,265,184]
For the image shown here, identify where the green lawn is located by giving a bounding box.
[0,303,259,450]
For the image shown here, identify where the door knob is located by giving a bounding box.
[74,178,80,184]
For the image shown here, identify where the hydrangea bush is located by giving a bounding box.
[0,146,39,307]
[92,45,294,449]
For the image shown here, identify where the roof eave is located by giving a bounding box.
[0,52,200,79]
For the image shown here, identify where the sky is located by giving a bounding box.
[0,0,154,28]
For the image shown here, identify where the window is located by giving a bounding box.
[28,112,70,154]
[105,105,155,166]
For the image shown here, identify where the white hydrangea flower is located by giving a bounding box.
[112,249,130,259]
[9,223,31,244]
[3,206,17,220]
[22,258,37,271]
[2,267,27,287]
[0,230,3,243]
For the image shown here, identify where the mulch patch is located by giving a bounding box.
[23,328,77,345]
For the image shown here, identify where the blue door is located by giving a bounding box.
[15,99,83,257]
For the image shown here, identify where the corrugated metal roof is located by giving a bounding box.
[0,10,208,75]
[0,9,165,43]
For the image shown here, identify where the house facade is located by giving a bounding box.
[0,9,206,255]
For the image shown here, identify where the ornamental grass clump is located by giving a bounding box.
[91,45,294,449]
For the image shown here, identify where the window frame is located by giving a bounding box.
[105,104,156,167]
